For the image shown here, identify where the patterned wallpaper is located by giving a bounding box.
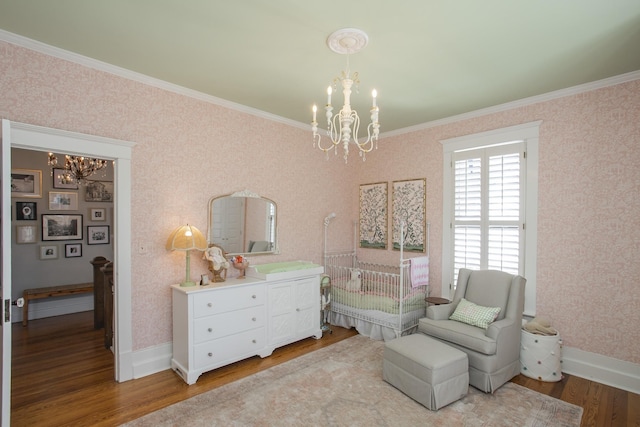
[1,41,638,364]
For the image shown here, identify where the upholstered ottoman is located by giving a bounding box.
[383,334,468,410]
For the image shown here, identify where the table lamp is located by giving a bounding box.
[166,224,208,287]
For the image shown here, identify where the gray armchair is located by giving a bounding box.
[417,268,526,393]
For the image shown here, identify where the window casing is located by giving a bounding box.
[441,122,539,316]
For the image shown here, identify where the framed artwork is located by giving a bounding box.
[39,245,58,260]
[16,201,37,221]
[89,208,106,221]
[65,243,83,258]
[392,178,426,252]
[49,191,79,211]
[85,180,114,202]
[87,225,110,245]
[42,214,83,241]
[359,182,388,249]
[16,225,37,244]
[11,169,42,198]
[52,168,78,189]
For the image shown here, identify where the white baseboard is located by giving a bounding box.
[562,346,640,394]
[131,342,173,379]
[127,341,640,395]
[11,295,93,323]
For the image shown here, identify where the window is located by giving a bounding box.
[441,122,539,315]
[453,143,524,281]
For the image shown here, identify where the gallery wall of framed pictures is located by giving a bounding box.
[11,153,115,267]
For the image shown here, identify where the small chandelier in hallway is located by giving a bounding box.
[311,28,380,163]
[48,152,108,185]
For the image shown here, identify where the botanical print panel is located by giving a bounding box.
[359,182,387,249]
[392,178,426,252]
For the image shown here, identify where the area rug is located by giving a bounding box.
[124,335,583,426]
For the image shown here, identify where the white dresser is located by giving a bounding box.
[171,265,323,384]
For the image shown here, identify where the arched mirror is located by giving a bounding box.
[207,190,277,256]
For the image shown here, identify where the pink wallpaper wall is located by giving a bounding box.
[1,41,638,364]
[357,81,640,365]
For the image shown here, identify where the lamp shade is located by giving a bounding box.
[167,224,208,287]
[166,224,207,252]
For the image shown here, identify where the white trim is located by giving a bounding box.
[441,121,540,316]
[131,342,173,379]
[6,121,136,382]
[124,340,640,396]
[2,29,638,139]
[0,29,308,132]
[562,346,640,395]
[380,70,640,139]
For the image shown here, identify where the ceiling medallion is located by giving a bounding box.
[326,28,369,55]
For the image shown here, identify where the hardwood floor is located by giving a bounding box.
[11,311,640,426]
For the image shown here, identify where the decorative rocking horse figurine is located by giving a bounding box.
[203,244,230,282]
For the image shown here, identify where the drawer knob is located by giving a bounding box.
[207,302,213,307]
[252,317,256,322]
[252,339,257,344]
[208,328,213,333]
[208,352,213,357]
[296,308,301,312]
[252,294,257,299]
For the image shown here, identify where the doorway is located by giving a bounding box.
[4,120,135,384]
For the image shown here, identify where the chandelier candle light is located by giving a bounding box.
[312,28,380,163]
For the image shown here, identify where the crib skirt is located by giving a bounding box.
[330,312,417,341]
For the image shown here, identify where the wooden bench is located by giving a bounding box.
[22,283,93,326]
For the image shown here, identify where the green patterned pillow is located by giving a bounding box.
[449,297,501,329]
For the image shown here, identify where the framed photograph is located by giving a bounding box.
[89,208,106,221]
[200,274,210,286]
[39,245,58,260]
[16,225,37,244]
[52,168,78,189]
[65,243,83,258]
[11,169,42,198]
[85,180,114,202]
[392,178,426,252]
[16,201,37,221]
[42,214,83,241]
[359,182,388,249]
[87,225,110,245]
[49,191,79,211]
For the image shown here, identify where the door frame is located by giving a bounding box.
[5,120,136,382]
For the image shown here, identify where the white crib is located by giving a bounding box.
[324,220,429,340]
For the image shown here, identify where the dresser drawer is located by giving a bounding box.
[194,327,265,369]
[194,305,265,344]
[193,284,264,317]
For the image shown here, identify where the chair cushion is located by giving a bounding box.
[418,318,497,355]
[449,298,501,329]
[464,270,512,320]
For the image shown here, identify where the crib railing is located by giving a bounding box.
[325,252,426,337]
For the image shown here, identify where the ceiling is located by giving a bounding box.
[1,1,639,134]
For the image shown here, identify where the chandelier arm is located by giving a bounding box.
[310,28,380,162]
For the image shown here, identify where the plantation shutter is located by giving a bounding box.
[452,142,524,285]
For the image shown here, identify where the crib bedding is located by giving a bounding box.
[331,285,426,314]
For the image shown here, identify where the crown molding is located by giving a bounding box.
[380,70,640,139]
[0,29,307,131]
[2,29,637,138]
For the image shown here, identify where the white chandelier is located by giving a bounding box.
[48,152,109,185]
[311,28,380,163]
